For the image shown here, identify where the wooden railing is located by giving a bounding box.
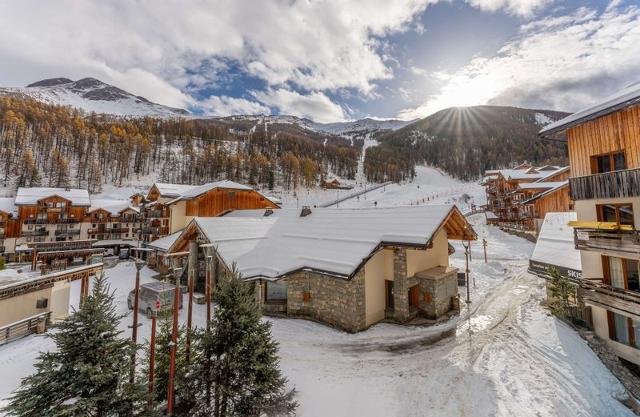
[580,279,640,318]
[569,167,640,200]
[0,312,51,345]
[574,228,640,258]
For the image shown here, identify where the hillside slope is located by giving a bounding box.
[0,77,189,117]
[369,105,570,181]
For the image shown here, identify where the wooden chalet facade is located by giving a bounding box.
[482,165,571,232]
[141,181,280,242]
[539,83,640,365]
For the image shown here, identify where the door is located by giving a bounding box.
[408,285,420,309]
[385,280,394,310]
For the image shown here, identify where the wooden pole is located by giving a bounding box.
[206,254,212,330]
[186,240,197,364]
[147,310,157,410]
[483,238,488,264]
[167,268,181,416]
[129,260,143,384]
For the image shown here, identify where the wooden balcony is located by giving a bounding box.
[580,279,640,319]
[573,227,640,258]
[54,229,81,236]
[569,167,640,200]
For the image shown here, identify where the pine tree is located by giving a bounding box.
[193,270,297,417]
[547,267,575,318]
[2,273,150,417]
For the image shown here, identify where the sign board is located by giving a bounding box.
[155,300,161,311]
[529,260,582,282]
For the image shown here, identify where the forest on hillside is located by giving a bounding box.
[0,96,359,192]
[371,106,570,181]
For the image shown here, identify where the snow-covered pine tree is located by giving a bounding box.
[2,273,150,417]
[193,268,297,417]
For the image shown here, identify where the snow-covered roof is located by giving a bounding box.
[166,180,254,205]
[531,212,581,273]
[540,82,640,139]
[518,181,566,190]
[147,230,183,252]
[177,205,474,280]
[521,181,568,204]
[151,183,196,198]
[0,197,17,215]
[535,166,569,183]
[15,187,91,206]
[88,199,138,214]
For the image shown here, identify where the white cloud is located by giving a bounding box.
[199,96,269,117]
[399,3,640,120]
[466,0,553,17]
[252,89,347,123]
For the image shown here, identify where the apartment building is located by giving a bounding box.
[482,165,570,232]
[539,83,640,364]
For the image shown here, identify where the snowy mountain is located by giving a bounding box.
[0,77,189,117]
[210,114,411,136]
[309,118,414,135]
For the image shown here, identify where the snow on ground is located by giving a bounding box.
[0,214,632,417]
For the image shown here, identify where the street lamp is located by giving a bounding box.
[461,240,471,305]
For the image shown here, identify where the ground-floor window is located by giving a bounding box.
[608,311,640,350]
[265,281,287,303]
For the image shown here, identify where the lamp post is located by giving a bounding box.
[129,258,144,384]
[167,265,182,417]
[461,241,471,304]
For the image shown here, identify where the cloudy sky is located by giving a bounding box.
[0,0,638,122]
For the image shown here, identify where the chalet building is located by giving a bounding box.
[539,83,640,365]
[140,181,279,242]
[14,188,91,248]
[162,205,476,333]
[0,263,103,344]
[482,165,571,232]
[86,201,143,242]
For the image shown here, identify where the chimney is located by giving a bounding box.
[300,206,312,217]
[263,208,274,217]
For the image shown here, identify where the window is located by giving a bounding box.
[597,204,634,226]
[265,281,287,303]
[591,151,626,174]
[608,311,640,350]
[603,256,640,292]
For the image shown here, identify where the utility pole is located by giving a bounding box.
[186,240,197,365]
[483,238,488,264]
[206,253,213,330]
[147,305,158,409]
[129,258,144,384]
[462,241,471,304]
[468,240,472,261]
[167,266,182,416]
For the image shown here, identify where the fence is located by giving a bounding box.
[0,311,51,346]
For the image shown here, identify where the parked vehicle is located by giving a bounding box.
[127,281,183,319]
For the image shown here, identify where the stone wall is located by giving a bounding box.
[278,270,367,333]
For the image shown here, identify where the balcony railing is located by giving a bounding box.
[54,229,81,236]
[569,167,640,200]
[573,227,640,258]
[23,229,48,236]
[141,226,169,235]
[24,218,79,225]
[145,210,168,219]
[580,279,640,318]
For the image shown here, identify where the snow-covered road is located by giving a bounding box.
[0,214,633,417]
